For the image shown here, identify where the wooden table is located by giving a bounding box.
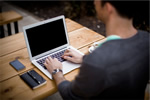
[0,18,105,100]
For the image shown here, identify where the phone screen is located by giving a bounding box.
[10,60,25,71]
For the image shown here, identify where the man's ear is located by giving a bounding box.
[105,2,113,15]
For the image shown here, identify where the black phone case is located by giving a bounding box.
[9,59,25,71]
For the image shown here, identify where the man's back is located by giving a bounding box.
[58,30,149,99]
[89,30,149,99]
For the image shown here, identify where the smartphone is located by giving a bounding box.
[10,59,25,71]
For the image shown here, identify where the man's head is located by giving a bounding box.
[94,0,135,24]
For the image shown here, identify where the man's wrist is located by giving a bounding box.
[80,55,83,63]
[52,69,63,76]
[52,70,66,86]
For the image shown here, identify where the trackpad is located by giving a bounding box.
[62,61,80,74]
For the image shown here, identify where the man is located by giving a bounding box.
[44,0,149,99]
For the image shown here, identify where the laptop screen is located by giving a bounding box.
[26,19,67,57]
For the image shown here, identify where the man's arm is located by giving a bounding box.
[44,49,106,99]
[53,72,65,86]
[58,59,106,99]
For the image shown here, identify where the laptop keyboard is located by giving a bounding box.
[37,49,66,69]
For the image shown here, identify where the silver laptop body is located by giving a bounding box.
[23,15,83,79]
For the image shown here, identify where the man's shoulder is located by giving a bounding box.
[83,44,120,68]
[138,30,149,39]
[83,30,149,68]
[138,30,149,35]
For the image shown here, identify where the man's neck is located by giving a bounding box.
[105,16,137,39]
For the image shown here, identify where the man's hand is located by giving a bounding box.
[43,49,83,85]
[44,57,62,74]
[62,49,83,64]
[44,57,65,85]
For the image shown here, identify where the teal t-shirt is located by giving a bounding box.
[98,35,121,47]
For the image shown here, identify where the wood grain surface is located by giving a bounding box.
[0,18,105,100]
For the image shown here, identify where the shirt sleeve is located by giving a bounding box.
[58,55,107,100]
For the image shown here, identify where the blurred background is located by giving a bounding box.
[0,1,149,100]
[1,1,149,37]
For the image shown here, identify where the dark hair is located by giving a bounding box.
[101,1,141,19]
[101,0,149,32]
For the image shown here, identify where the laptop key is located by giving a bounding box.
[42,65,47,69]
[41,64,47,69]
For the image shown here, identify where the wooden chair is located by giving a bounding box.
[145,82,150,100]
[0,10,23,38]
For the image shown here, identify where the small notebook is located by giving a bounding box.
[20,70,47,89]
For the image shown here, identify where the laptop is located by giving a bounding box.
[23,15,83,79]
